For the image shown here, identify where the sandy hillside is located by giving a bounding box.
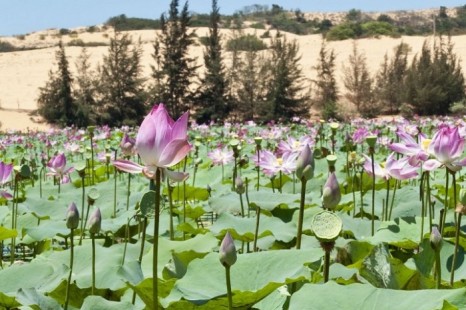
[0,24,464,131]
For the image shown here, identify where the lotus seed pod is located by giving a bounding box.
[219,231,237,268]
[66,202,80,230]
[430,226,442,252]
[366,135,377,148]
[88,207,102,235]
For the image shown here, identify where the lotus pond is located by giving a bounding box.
[2,110,466,309]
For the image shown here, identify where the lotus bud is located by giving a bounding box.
[460,188,466,206]
[430,226,442,252]
[120,133,135,157]
[296,145,314,181]
[66,202,80,230]
[235,177,245,195]
[88,207,102,235]
[219,231,237,268]
[456,188,466,215]
[322,172,341,210]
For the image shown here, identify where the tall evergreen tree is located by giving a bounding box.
[194,0,228,123]
[313,41,339,120]
[151,0,199,118]
[235,49,268,121]
[73,47,98,127]
[404,38,465,115]
[98,32,147,127]
[263,32,309,121]
[37,41,76,127]
[342,41,375,117]
[374,43,408,114]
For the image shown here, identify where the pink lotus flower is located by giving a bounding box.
[389,129,429,167]
[113,104,191,182]
[47,153,74,183]
[120,133,135,157]
[277,135,314,157]
[254,150,297,178]
[0,162,13,199]
[207,147,234,166]
[363,152,418,181]
[424,124,466,172]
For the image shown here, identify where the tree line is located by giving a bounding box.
[37,0,466,127]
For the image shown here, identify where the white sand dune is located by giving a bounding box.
[0,25,463,131]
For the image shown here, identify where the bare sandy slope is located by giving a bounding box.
[0,26,464,131]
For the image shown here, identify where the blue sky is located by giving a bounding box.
[1,0,465,36]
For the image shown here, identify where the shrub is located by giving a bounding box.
[0,41,17,53]
[198,36,209,46]
[250,22,265,29]
[59,28,71,35]
[361,21,395,37]
[226,34,267,51]
[326,23,355,40]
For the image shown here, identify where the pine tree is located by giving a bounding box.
[98,32,147,126]
[73,47,98,127]
[313,41,338,120]
[151,0,199,118]
[235,49,268,121]
[37,41,76,127]
[342,41,375,117]
[263,32,309,121]
[374,42,408,114]
[404,38,465,115]
[194,0,229,123]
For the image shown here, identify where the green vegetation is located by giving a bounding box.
[225,34,267,51]
[105,14,161,31]
[67,39,108,47]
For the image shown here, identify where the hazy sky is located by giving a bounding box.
[1,0,465,36]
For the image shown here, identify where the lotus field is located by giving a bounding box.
[3,105,466,309]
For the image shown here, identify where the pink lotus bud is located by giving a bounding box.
[322,172,341,210]
[66,202,80,230]
[296,144,314,181]
[235,177,245,195]
[88,207,101,234]
[430,226,442,252]
[219,231,237,267]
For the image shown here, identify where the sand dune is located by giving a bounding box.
[0,25,463,131]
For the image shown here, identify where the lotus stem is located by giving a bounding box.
[64,228,74,310]
[90,135,95,185]
[153,169,161,310]
[434,250,441,289]
[121,217,130,265]
[126,173,131,211]
[225,265,233,310]
[132,216,147,305]
[167,179,174,240]
[370,149,375,236]
[253,206,261,252]
[80,174,86,242]
[296,178,307,249]
[441,169,449,235]
[451,213,462,286]
[91,233,96,295]
[113,169,117,218]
